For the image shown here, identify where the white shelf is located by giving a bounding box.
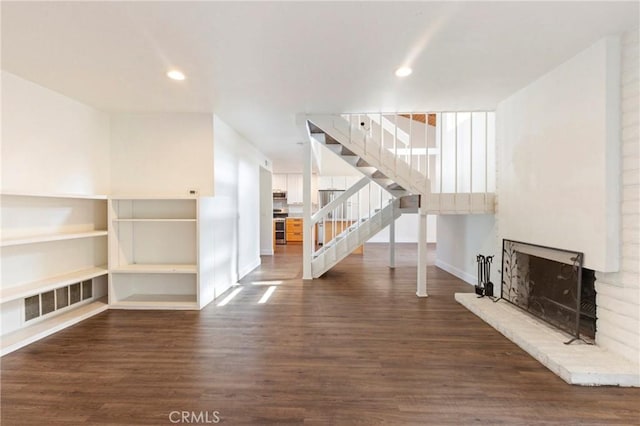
[1,297,108,356]
[1,191,108,200]
[0,266,108,304]
[110,294,198,310]
[110,264,197,274]
[112,218,196,222]
[0,230,108,247]
[110,195,198,200]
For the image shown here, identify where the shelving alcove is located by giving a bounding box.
[108,196,215,310]
[0,192,109,356]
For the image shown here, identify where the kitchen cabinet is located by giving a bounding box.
[286,218,303,243]
[272,174,288,192]
[318,176,347,190]
[286,174,303,204]
[317,220,363,254]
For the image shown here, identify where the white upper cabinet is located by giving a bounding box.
[272,174,288,192]
[287,174,304,204]
[318,176,347,190]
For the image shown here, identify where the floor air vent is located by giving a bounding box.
[24,279,94,322]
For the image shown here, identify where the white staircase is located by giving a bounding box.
[311,199,401,278]
[303,111,496,290]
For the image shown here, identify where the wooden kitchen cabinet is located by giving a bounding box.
[286,218,303,243]
[319,220,364,254]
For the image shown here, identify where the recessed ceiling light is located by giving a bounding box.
[395,66,413,77]
[167,70,186,81]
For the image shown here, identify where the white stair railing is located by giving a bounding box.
[331,112,495,196]
[312,180,394,260]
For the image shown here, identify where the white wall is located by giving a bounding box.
[1,71,110,194]
[212,115,271,297]
[110,113,214,196]
[435,215,496,284]
[368,214,437,243]
[317,143,364,176]
[496,37,621,273]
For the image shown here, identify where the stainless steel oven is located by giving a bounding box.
[274,218,286,245]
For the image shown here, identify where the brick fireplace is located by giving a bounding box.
[456,30,639,387]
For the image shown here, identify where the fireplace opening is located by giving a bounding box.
[502,240,596,340]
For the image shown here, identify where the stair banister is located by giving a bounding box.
[379,113,383,164]
[311,176,369,225]
[394,114,398,175]
[409,114,413,179]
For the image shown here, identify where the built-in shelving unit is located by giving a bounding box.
[1,193,109,356]
[108,196,215,310]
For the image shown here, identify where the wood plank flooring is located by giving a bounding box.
[2,243,639,425]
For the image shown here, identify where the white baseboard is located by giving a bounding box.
[260,248,274,256]
[239,257,261,280]
[214,281,234,301]
[434,258,476,286]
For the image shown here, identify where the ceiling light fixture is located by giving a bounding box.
[167,70,186,81]
[395,66,413,77]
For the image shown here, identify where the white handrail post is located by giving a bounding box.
[409,114,413,178]
[417,202,428,298]
[389,206,396,269]
[379,113,383,163]
[363,114,368,157]
[470,113,473,212]
[394,114,398,175]
[302,140,313,280]
[485,112,489,210]
[454,112,458,195]
[357,189,361,231]
[439,113,443,194]
[423,113,428,176]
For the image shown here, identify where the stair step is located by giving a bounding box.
[324,134,340,144]
[341,147,356,156]
[308,122,324,134]
[356,158,371,167]
[341,156,360,166]
[372,170,388,179]
[325,144,343,155]
[373,177,393,186]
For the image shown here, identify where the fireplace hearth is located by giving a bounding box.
[501,240,596,341]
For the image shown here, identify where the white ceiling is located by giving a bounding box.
[2,2,638,172]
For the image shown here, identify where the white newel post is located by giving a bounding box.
[302,140,313,280]
[389,208,396,269]
[417,205,428,297]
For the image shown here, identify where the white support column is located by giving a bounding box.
[302,140,313,280]
[389,211,396,269]
[416,206,428,297]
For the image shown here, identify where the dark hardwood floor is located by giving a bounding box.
[2,244,639,425]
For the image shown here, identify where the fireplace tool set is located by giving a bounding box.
[475,255,495,297]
